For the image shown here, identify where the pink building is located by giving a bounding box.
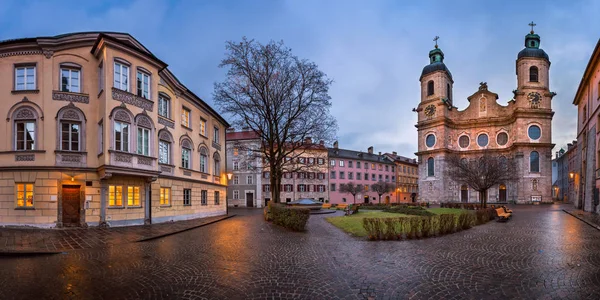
[328,143,397,204]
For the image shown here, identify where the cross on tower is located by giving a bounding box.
[433,36,439,48]
[529,21,536,33]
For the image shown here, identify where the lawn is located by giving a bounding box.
[326,208,469,237]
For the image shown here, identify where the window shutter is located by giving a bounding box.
[262,185,265,192]
[291,184,294,192]
[313,184,317,192]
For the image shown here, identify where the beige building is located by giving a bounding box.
[384,152,419,202]
[0,32,229,227]
[415,28,554,204]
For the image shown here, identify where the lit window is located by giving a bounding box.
[136,70,150,99]
[181,108,190,127]
[109,185,123,206]
[233,148,239,156]
[16,121,35,150]
[200,119,206,136]
[127,186,140,206]
[114,121,129,152]
[61,122,80,151]
[113,62,129,91]
[183,189,191,206]
[137,127,150,156]
[160,187,170,205]
[16,183,34,207]
[60,67,80,93]
[15,66,36,90]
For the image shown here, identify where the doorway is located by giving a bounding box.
[499,184,507,202]
[461,185,468,203]
[385,196,390,204]
[246,193,254,207]
[364,195,369,204]
[62,185,81,227]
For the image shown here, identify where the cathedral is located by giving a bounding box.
[415,25,555,204]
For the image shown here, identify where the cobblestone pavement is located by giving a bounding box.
[1,205,600,299]
[563,206,600,230]
[0,214,231,253]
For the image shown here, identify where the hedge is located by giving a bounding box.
[382,205,435,216]
[362,211,483,240]
[265,203,310,231]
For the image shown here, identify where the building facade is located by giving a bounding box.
[328,143,396,204]
[0,32,229,227]
[573,38,600,213]
[553,142,578,202]
[226,129,263,208]
[384,152,419,202]
[415,28,554,204]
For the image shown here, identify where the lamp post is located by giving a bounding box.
[226,172,233,214]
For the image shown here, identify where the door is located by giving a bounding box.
[62,185,81,227]
[364,195,369,204]
[246,193,254,207]
[385,196,390,204]
[461,185,468,203]
[499,184,507,202]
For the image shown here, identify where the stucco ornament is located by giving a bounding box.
[479,96,487,112]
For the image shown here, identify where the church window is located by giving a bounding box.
[427,157,434,177]
[427,81,434,96]
[459,135,470,148]
[528,125,541,140]
[425,134,436,148]
[447,83,451,102]
[529,66,538,82]
[477,134,489,147]
[497,132,508,146]
[530,151,540,172]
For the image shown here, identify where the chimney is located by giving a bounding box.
[304,137,312,144]
[368,146,373,154]
[392,151,397,155]
[319,140,324,146]
[378,151,381,156]
[333,141,338,149]
[227,128,235,132]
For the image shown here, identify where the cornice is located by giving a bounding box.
[416,109,554,130]
[415,142,554,157]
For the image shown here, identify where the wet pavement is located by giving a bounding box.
[0,205,599,299]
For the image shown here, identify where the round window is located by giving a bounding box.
[459,135,470,148]
[497,132,508,146]
[528,125,541,140]
[477,134,489,147]
[426,134,436,147]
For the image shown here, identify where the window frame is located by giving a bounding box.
[160,187,171,206]
[529,66,539,82]
[159,140,170,164]
[137,127,150,156]
[127,186,141,207]
[113,61,130,92]
[181,107,191,128]
[183,188,191,206]
[530,151,540,173]
[201,190,208,206]
[158,94,170,118]
[213,126,220,144]
[15,120,36,151]
[109,185,124,207]
[114,121,130,152]
[199,147,209,173]
[427,157,435,177]
[427,80,434,96]
[136,69,151,99]
[181,147,191,169]
[200,118,207,136]
[60,121,81,151]
[214,191,220,205]
[60,65,81,93]
[16,183,34,208]
[14,64,36,91]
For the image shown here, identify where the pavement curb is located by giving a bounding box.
[562,209,600,231]
[0,250,64,257]
[135,214,236,242]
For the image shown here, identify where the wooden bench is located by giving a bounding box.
[495,208,511,221]
[345,205,359,216]
[337,204,348,210]
[501,205,513,213]
[322,203,332,209]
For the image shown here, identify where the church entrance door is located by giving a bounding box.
[499,184,507,202]
[461,185,468,203]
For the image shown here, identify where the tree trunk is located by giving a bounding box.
[479,190,488,208]
[270,167,281,203]
[353,194,356,204]
[378,195,382,204]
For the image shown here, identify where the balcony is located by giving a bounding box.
[111,88,154,111]
[108,150,157,172]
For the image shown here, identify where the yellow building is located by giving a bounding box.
[0,32,229,227]
[384,152,419,202]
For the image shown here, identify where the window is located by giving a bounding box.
[330,171,336,179]
[339,172,345,179]
[114,121,129,152]
[342,197,346,203]
[213,127,220,144]
[427,80,434,96]
[284,185,293,192]
[213,153,221,175]
[136,70,150,99]
[181,148,191,168]
[459,135,470,148]
[364,173,368,180]
[233,161,239,170]
[183,189,191,206]
[201,190,208,205]
[181,108,190,127]
[264,172,270,179]
[113,62,129,91]
[308,172,315,179]
[447,83,451,101]
[364,163,368,170]
[385,165,389,171]
[372,174,376,181]
[160,187,170,205]
[137,127,149,155]
[330,160,335,166]
[385,175,389,182]
[247,175,253,185]
[15,65,36,90]
[339,160,345,167]
[379,174,383,181]
[158,95,170,118]
[98,62,104,93]
[348,161,353,168]
[200,147,208,173]
[331,183,336,191]
[497,132,508,146]
[317,173,325,180]
[200,119,206,136]
[298,172,306,179]
[60,67,80,93]
[371,163,375,170]
[317,185,325,192]
[528,125,541,140]
[233,190,239,199]
[379,164,383,171]
[16,183,34,207]
[308,158,315,164]
[477,134,489,147]
[357,172,361,180]
[159,141,170,164]
[317,158,324,165]
[233,175,239,185]
[530,151,540,172]
[127,186,140,206]
[529,66,539,82]
[348,172,354,180]
[214,191,220,205]
[357,161,361,168]
[16,121,35,150]
[298,184,306,192]
[109,185,123,207]
[60,122,80,151]
[427,157,435,177]
[263,185,270,192]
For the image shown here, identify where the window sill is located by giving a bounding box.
[181,125,193,132]
[158,115,174,122]
[108,206,125,209]
[160,205,171,208]
[0,150,46,154]
[159,162,176,167]
[55,150,87,155]
[127,205,143,208]
[201,203,207,206]
[199,134,208,139]
[183,204,192,207]
[11,89,39,95]
[15,207,35,210]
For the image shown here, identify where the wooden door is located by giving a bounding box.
[499,184,507,202]
[246,193,254,207]
[62,186,80,227]
[461,185,468,203]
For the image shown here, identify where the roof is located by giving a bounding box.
[226,130,260,141]
[517,48,549,60]
[420,62,453,81]
[328,148,395,165]
[383,153,418,165]
[573,38,600,105]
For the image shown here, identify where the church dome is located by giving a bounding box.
[420,41,452,81]
[517,31,549,61]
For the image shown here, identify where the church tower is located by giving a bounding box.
[515,22,551,110]
[419,37,454,108]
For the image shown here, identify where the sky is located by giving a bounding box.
[0,0,597,158]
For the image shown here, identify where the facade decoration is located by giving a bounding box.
[52,91,89,103]
[111,87,154,112]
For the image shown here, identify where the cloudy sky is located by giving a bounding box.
[0,0,597,158]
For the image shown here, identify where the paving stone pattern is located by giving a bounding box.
[0,205,600,299]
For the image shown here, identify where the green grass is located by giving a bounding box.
[428,208,470,215]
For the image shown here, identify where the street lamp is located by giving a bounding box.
[227,172,233,180]
[569,172,574,179]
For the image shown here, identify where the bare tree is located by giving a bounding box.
[445,153,519,208]
[371,181,395,204]
[214,38,337,203]
[339,182,364,204]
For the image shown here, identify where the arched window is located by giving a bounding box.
[529,66,538,82]
[56,104,86,152]
[213,152,221,176]
[530,151,540,172]
[180,136,193,169]
[199,146,209,173]
[427,80,434,96]
[427,157,434,177]
[158,129,174,165]
[110,107,134,152]
[135,113,155,156]
[446,83,451,102]
[11,106,40,151]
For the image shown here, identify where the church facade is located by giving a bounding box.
[415,28,555,204]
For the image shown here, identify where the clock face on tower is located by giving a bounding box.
[424,104,436,117]
[528,92,541,108]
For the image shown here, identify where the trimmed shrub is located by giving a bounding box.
[383,206,435,216]
[458,212,476,230]
[439,214,455,235]
[269,203,310,231]
[360,204,389,210]
[363,218,383,240]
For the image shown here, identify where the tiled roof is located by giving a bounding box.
[328,148,394,164]
[226,131,260,141]
[383,153,418,165]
